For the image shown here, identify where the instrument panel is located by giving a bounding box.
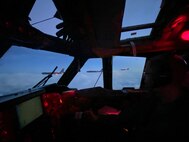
[0,84,56,142]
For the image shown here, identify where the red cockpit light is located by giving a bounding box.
[61,90,76,97]
[43,101,49,107]
[171,15,187,29]
[180,30,189,41]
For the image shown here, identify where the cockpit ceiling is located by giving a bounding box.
[50,0,126,57]
[1,0,189,58]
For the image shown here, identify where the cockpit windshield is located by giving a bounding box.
[0,48,146,96]
[0,46,73,96]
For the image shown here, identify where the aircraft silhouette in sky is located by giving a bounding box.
[121,68,129,71]
[86,69,103,73]
[42,67,64,75]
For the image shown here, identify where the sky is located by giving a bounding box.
[0,0,162,96]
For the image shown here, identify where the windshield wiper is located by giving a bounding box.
[32,66,58,88]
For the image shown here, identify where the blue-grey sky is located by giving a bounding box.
[0,0,162,96]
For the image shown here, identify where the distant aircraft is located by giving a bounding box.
[42,67,64,75]
[86,69,103,73]
[121,68,129,71]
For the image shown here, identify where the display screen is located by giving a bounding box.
[16,96,43,129]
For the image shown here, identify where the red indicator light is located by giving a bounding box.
[59,99,63,104]
[43,101,49,107]
[181,30,189,41]
[61,90,76,97]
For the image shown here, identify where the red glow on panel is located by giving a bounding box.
[98,106,121,115]
[181,30,189,41]
[171,15,187,29]
[0,130,9,141]
[1,130,8,136]
[43,101,49,107]
[61,90,76,97]
[59,99,63,104]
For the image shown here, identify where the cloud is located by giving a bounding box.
[0,73,55,96]
[113,70,143,89]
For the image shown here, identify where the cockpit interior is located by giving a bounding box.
[0,0,189,141]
